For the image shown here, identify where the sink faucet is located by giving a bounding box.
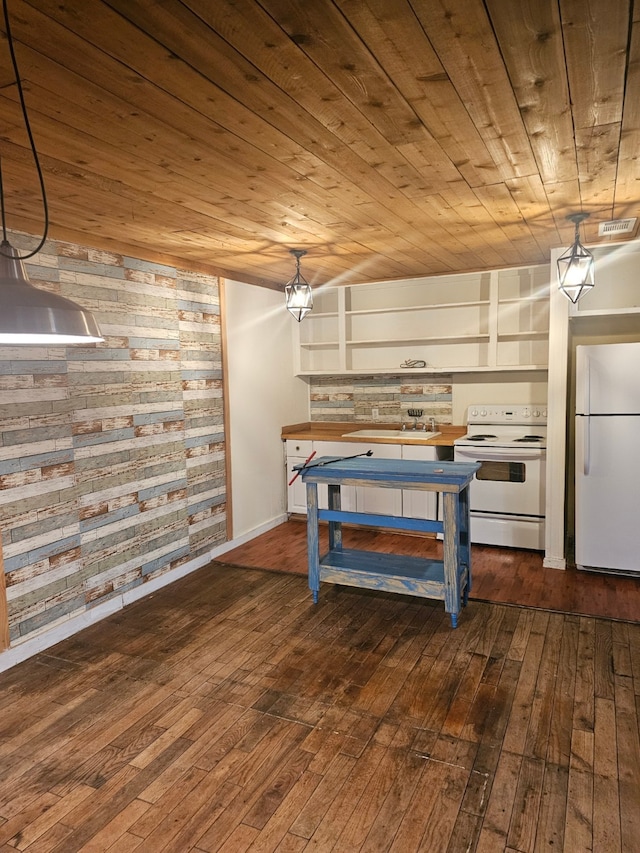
[429,417,436,431]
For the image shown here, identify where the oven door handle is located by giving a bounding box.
[455,447,544,462]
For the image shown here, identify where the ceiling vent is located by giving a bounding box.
[598,217,637,236]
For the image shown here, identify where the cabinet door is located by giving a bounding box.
[287,458,309,514]
[285,440,313,515]
[355,444,403,516]
[401,445,437,520]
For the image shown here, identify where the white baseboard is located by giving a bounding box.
[543,555,567,570]
[0,513,289,674]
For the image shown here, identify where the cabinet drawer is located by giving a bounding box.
[286,439,313,457]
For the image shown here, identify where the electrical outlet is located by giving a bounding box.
[372,407,379,420]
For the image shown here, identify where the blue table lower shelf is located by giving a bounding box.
[317,548,470,618]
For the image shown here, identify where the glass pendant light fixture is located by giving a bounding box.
[285,248,313,322]
[0,0,103,345]
[557,212,595,304]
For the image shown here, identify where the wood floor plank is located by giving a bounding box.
[614,673,640,852]
[533,763,569,853]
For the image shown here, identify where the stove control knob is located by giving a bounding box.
[533,408,541,418]
[470,408,478,418]
[480,409,487,417]
[543,409,548,418]
[522,407,530,418]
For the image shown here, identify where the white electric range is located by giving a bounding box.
[453,405,547,550]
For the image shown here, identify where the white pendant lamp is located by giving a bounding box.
[0,0,103,345]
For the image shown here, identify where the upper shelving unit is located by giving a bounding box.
[293,264,550,376]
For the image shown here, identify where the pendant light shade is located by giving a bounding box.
[285,248,313,322]
[0,0,103,346]
[0,240,103,344]
[557,212,595,304]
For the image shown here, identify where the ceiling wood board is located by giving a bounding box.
[0,0,636,290]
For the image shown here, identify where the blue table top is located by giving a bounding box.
[296,456,480,487]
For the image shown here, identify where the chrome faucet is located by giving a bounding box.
[429,417,436,432]
[407,408,423,430]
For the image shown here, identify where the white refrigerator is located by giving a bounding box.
[575,342,640,574]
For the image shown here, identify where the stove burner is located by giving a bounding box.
[468,434,497,441]
[514,435,544,442]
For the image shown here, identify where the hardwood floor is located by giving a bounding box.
[0,552,639,851]
[221,519,640,623]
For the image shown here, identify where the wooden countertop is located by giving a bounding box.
[281,421,466,447]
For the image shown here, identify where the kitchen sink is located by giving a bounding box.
[342,429,441,441]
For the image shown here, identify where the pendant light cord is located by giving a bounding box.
[0,0,49,260]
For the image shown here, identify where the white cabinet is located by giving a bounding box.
[286,439,440,521]
[294,265,549,375]
[401,445,438,520]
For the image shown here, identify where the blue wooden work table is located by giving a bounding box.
[297,456,480,627]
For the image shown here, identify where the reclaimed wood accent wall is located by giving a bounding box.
[0,234,226,649]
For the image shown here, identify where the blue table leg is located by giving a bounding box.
[306,482,320,604]
[442,491,460,628]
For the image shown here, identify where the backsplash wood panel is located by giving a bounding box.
[0,234,225,648]
[309,375,453,423]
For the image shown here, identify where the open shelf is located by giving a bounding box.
[294,264,550,375]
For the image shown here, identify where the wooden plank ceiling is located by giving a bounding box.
[0,0,638,289]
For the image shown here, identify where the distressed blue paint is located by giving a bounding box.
[5,361,68,375]
[180,369,220,380]
[66,348,130,361]
[141,545,190,575]
[24,266,61,282]
[3,427,71,447]
[72,428,136,448]
[79,504,140,533]
[177,298,220,312]
[187,494,224,515]
[184,433,223,448]
[128,337,180,349]
[319,508,442,535]
[18,449,75,471]
[17,593,87,635]
[59,257,126,278]
[19,534,82,567]
[124,257,177,276]
[303,457,477,628]
[137,478,187,501]
[133,410,184,426]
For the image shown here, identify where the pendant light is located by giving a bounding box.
[285,248,313,322]
[0,0,103,345]
[557,212,595,304]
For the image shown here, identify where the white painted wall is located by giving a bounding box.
[224,279,309,540]
[451,374,548,425]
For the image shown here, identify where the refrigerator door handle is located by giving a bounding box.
[583,417,590,476]
[583,354,591,416]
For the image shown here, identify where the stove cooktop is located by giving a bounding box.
[454,404,548,449]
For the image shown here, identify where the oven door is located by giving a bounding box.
[453,444,546,517]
